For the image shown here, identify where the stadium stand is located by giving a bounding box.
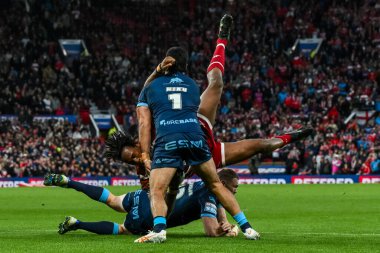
[0,0,379,177]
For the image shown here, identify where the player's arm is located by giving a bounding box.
[136,87,152,171]
[143,56,176,87]
[201,216,228,237]
[137,106,152,171]
[217,206,228,223]
[200,196,231,237]
[216,206,239,237]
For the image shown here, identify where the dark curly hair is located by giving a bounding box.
[104,131,136,160]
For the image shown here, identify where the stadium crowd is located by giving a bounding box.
[1,0,380,177]
[0,119,133,177]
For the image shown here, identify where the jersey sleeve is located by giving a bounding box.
[199,194,218,218]
[137,86,149,107]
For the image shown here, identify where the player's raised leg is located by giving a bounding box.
[58,216,128,235]
[43,174,126,212]
[224,128,314,166]
[198,14,233,125]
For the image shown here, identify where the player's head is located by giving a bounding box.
[166,47,188,73]
[104,131,142,165]
[217,169,239,194]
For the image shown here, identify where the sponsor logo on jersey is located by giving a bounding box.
[204,202,217,215]
[131,206,139,220]
[165,139,204,150]
[154,158,176,164]
[169,77,183,84]
[159,118,198,126]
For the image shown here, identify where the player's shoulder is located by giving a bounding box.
[177,73,196,85]
[149,76,167,87]
[195,184,218,204]
[193,181,215,198]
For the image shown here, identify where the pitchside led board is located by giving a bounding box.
[1,175,380,188]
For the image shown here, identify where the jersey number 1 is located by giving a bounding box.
[168,93,182,109]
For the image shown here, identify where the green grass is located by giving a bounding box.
[0,184,379,252]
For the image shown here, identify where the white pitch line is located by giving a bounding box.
[263,231,380,237]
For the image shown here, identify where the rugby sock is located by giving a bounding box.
[273,134,291,145]
[153,216,167,233]
[233,212,252,233]
[76,221,119,235]
[67,181,110,203]
[207,38,227,74]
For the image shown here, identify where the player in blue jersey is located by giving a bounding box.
[135,17,260,242]
[133,14,310,243]
[44,169,240,237]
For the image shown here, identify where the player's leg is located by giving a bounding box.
[149,167,177,231]
[224,128,314,166]
[224,139,283,166]
[58,216,129,235]
[134,167,177,243]
[192,158,259,239]
[198,14,232,125]
[44,174,126,212]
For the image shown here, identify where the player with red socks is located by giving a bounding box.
[105,14,313,183]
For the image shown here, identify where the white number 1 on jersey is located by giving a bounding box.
[168,93,182,109]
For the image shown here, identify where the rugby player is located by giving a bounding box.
[135,14,262,243]
[105,14,313,189]
[44,170,241,238]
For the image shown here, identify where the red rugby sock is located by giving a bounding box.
[207,38,227,75]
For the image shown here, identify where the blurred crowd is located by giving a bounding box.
[0,119,133,177]
[0,0,380,177]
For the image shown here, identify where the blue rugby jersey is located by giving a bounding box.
[137,72,203,139]
[167,181,220,228]
[123,182,220,234]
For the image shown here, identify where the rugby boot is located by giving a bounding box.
[218,14,233,40]
[58,216,78,235]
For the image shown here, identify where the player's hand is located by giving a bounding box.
[141,152,151,174]
[143,159,151,174]
[220,222,232,232]
[156,56,175,74]
[225,224,239,237]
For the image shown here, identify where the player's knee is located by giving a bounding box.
[106,195,125,212]
[118,224,127,234]
[150,187,166,198]
[207,72,223,89]
[263,139,275,152]
[106,194,116,205]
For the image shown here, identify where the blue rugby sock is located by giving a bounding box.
[76,221,119,235]
[153,216,166,233]
[67,181,110,203]
[233,212,252,232]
